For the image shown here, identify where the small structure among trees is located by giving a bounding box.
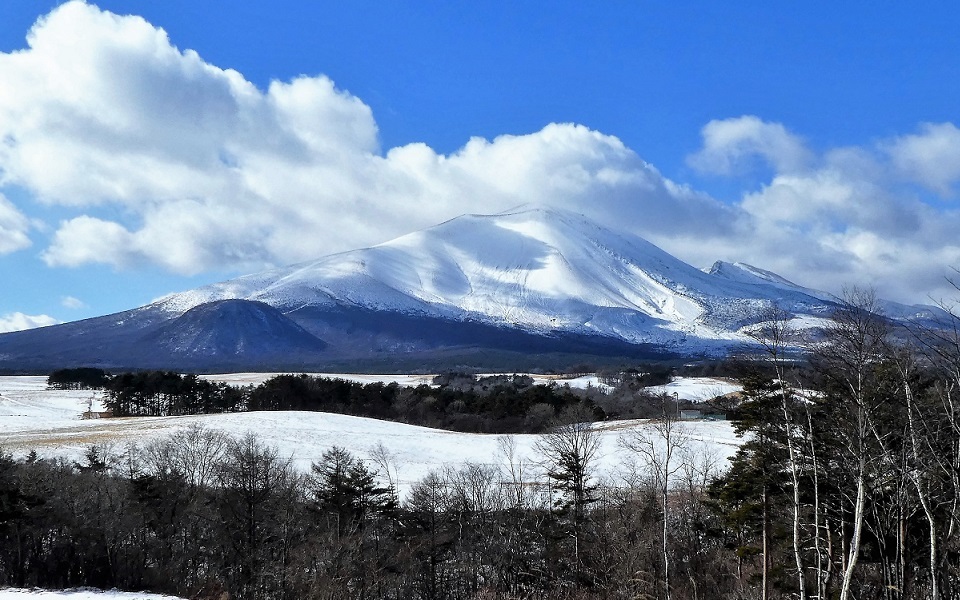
[80,409,113,420]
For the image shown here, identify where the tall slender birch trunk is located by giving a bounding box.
[749,306,806,600]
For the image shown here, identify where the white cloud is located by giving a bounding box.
[689,117,960,304]
[1,3,959,308]
[0,193,30,254]
[687,115,812,176]
[42,216,137,269]
[61,295,87,309]
[887,122,960,195]
[0,312,57,333]
[0,2,732,277]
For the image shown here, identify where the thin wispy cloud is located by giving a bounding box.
[61,296,87,310]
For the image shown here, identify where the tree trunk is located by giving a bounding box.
[839,456,867,600]
[762,482,769,600]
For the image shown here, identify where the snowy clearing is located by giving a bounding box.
[645,376,741,401]
[0,375,742,493]
[0,589,184,599]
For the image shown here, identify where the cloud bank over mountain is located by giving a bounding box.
[0,312,57,333]
[1,2,959,305]
[690,115,960,304]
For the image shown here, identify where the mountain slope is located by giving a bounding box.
[155,206,838,347]
[0,206,946,371]
[142,299,327,359]
[0,300,329,371]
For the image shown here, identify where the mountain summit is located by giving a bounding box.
[0,206,942,371]
[156,205,834,344]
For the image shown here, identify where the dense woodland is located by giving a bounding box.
[6,290,960,598]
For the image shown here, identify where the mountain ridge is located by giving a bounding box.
[0,206,947,371]
[153,206,836,344]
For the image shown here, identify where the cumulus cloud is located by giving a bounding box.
[0,193,31,254]
[689,117,960,304]
[887,122,960,195]
[42,216,137,268]
[1,2,959,307]
[0,312,57,333]
[687,115,812,176]
[0,1,729,277]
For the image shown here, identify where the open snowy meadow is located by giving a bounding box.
[0,589,185,599]
[0,374,743,494]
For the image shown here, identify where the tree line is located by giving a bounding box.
[48,369,613,434]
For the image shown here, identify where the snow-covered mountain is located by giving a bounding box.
[0,206,945,371]
[154,206,838,345]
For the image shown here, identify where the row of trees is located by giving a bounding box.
[104,371,247,415]
[61,370,608,433]
[51,367,713,434]
[47,366,112,389]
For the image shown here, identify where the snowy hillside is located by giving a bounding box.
[0,376,741,494]
[154,206,844,350]
[707,260,946,325]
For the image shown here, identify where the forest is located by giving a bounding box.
[4,290,960,599]
[49,367,679,434]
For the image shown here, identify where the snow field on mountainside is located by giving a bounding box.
[0,375,742,494]
[148,206,852,353]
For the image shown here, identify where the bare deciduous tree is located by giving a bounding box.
[816,288,891,600]
[747,305,808,600]
[620,397,688,600]
[534,405,602,583]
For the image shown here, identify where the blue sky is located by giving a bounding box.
[2,1,960,330]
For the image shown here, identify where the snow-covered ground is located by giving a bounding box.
[645,376,741,401]
[156,206,849,352]
[0,375,742,493]
[0,589,183,600]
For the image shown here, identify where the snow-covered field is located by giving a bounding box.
[646,376,741,401]
[0,375,742,492]
[0,589,184,600]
